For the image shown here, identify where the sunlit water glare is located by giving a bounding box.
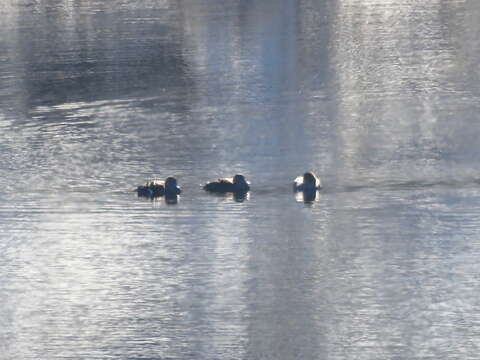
[1,1,480,359]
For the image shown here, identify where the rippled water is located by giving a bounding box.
[2,1,480,359]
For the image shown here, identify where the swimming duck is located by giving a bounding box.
[293,172,322,191]
[136,177,181,198]
[164,177,182,195]
[203,174,250,193]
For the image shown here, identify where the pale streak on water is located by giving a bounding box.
[1,1,480,359]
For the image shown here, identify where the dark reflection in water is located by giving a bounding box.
[7,0,191,110]
[207,191,250,203]
[2,0,480,359]
[136,193,180,205]
[295,189,319,203]
[164,194,179,205]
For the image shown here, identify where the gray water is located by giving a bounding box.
[2,1,480,359]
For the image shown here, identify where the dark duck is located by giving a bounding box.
[203,174,250,194]
[136,177,181,198]
[293,172,322,192]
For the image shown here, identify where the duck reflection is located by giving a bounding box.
[137,193,180,205]
[232,191,249,202]
[164,193,179,204]
[295,189,320,204]
[204,189,250,203]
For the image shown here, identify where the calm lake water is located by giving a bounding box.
[2,1,480,359]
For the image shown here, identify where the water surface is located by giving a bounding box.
[1,1,480,359]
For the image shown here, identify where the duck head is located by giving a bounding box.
[233,174,250,191]
[233,174,247,185]
[303,171,321,189]
[165,176,181,194]
[164,177,179,191]
[303,172,317,186]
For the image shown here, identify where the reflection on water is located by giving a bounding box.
[295,190,320,204]
[1,0,480,359]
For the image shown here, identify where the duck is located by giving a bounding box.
[163,176,182,195]
[293,171,322,191]
[136,176,181,198]
[203,174,250,193]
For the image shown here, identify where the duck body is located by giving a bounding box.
[136,177,181,198]
[293,172,321,191]
[204,174,250,193]
[163,177,182,195]
[136,180,165,197]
